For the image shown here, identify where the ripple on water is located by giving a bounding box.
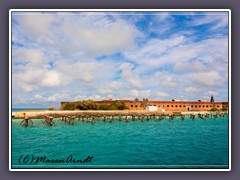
[12,116,229,168]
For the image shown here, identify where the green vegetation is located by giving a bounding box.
[134,98,139,104]
[63,100,129,110]
[140,98,149,109]
[76,100,98,110]
[221,107,228,111]
[63,102,78,110]
[99,104,111,110]
[210,107,219,111]
[210,107,228,112]
[109,101,129,110]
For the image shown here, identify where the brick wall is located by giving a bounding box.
[60,100,228,111]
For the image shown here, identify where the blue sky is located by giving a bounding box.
[11,11,229,108]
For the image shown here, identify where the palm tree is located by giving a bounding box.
[134,98,139,110]
[134,98,139,103]
[140,98,149,109]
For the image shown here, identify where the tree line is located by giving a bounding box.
[63,100,129,110]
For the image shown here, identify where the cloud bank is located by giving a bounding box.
[12,11,229,108]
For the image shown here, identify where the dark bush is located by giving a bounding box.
[99,104,111,110]
[221,107,228,111]
[63,102,77,110]
[210,107,219,111]
[63,100,129,110]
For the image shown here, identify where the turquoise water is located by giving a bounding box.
[12,108,47,112]
[12,115,229,169]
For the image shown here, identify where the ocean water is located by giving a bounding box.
[12,108,47,112]
[11,115,229,169]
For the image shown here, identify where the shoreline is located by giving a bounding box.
[12,110,228,119]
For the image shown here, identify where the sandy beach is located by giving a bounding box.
[12,110,227,119]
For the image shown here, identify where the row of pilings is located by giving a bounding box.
[16,111,228,127]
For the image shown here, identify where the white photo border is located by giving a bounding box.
[9,9,231,171]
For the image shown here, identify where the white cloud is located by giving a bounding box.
[149,13,174,34]
[109,81,122,90]
[17,14,56,38]
[124,35,185,62]
[41,71,61,87]
[106,94,114,99]
[98,81,122,94]
[56,60,116,86]
[156,91,169,97]
[46,93,71,102]
[141,71,184,93]
[99,88,113,94]
[190,14,228,30]
[86,94,102,100]
[12,12,228,107]
[161,77,178,88]
[13,48,47,66]
[129,89,151,98]
[13,92,73,107]
[13,51,117,93]
[16,14,142,58]
[13,64,65,92]
[74,95,87,101]
[124,36,228,76]
[119,62,134,70]
[189,71,224,87]
[121,71,142,89]
[205,90,219,96]
[185,86,198,93]
[12,47,64,92]
[34,94,43,98]
[174,61,208,72]
[119,63,142,89]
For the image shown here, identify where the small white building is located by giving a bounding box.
[146,105,158,111]
[159,108,165,112]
